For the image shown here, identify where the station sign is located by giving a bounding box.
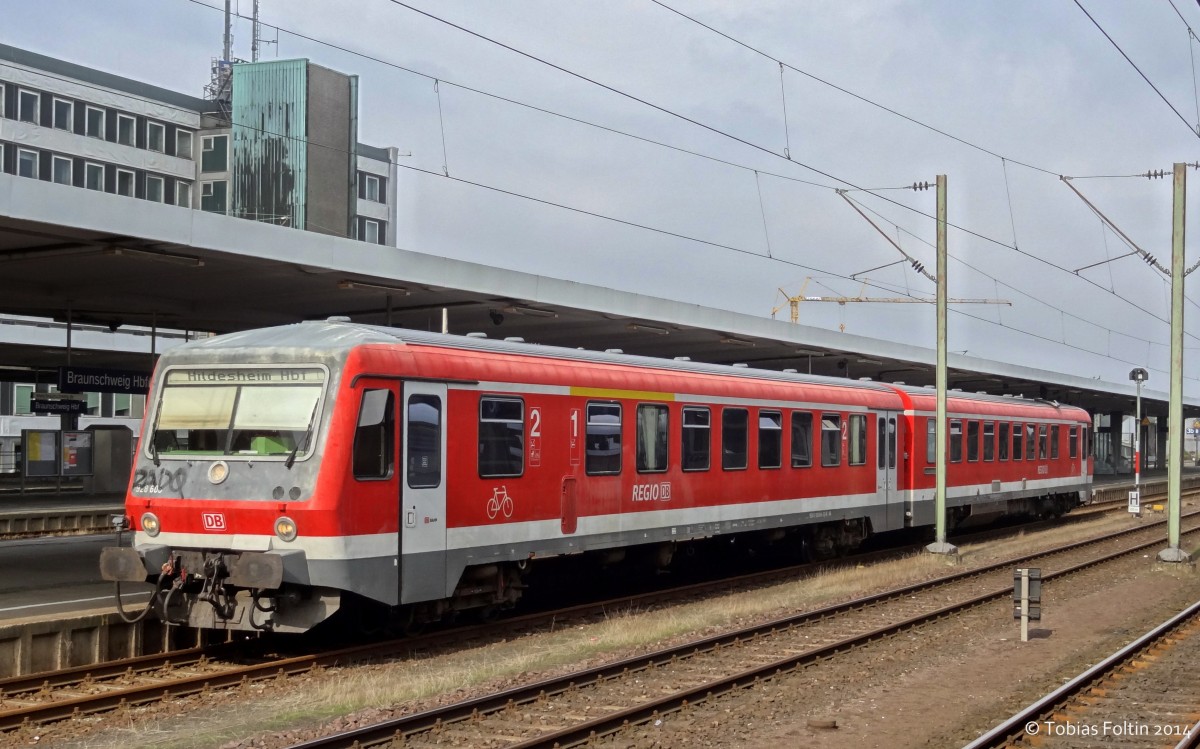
[31,395,87,415]
[58,366,151,394]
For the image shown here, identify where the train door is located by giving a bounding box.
[400,382,448,604]
[876,411,902,530]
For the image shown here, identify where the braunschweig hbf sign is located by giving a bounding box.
[58,366,150,395]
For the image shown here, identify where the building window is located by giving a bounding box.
[52,155,72,185]
[14,385,34,415]
[722,408,748,470]
[116,114,135,146]
[635,404,669,473]
[201,135,228,172]
[85,106,104,138]
[479,396,524,478]
[145,174,164,202]
[18,89,39,124]
[585,402,621,475]
[759,410,782,469]
[0,84,5,117]
[175,129,192,159]
[53,98,73,131]
[146,121,165,153]
[116,169,134,197]
[17,149,38,179]
[361,172,381,202]
[791,411,813,467]
[363,219,380,244]
[176,181,192,207]
[85,162,104,191]
[681,406,710,471]
[201,180,228,213]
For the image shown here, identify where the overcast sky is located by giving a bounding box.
[7,1,1200,394]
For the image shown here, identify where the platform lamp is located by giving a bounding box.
[1129,367,1149,511]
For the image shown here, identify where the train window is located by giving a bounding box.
[926,418,935,464]
[1069,426,1078,459]
[353,389,395,480]
[407,395,441,489]
[1026,424,1037,460]
[967,421,980,462]
[999,422,1010,461]
[636,404,669,473]
[848,414,866,466]
[791,412,813,468]
[152,367,325,460]
[723,408,749,470]
[821,414,841,467]
[888,417,897,469]
[1038,425,1048,459]
[759,410,783,469]
[1012,422,1023,460]
[1050,425,1060,459]
[949,420,963,463]
[682,407,711,471]
[479,397,524,478]
[983,422,995,461]
[586,402,622,475]
[878,416,886,469]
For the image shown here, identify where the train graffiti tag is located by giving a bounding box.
[132,467,188,494]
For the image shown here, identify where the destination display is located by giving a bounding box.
[166,367,326,385]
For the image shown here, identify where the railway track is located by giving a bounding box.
[0,495,1188,738]
[965,600,1200,748]
[282,511,1200,748]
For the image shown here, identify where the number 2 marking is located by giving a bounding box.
[530,408,542,437]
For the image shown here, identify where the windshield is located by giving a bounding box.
[150,367,326,459]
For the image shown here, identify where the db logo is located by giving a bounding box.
[202,512,227,531]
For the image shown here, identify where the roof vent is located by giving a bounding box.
[859,377,872,381]
[605,348,624,354]
[327,316,351,323]
[504,337,526,343]
[674,356,691,361]
[783,368,798,373]
[466,332,488,338]
[893,381,905,385]
[732,363,749,368]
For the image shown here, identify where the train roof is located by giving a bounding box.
[164,321,1090,418]
[165,320,897,395]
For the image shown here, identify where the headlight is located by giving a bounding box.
[208,461,230,485]
[274,516,297,542]
[141,512,161,537]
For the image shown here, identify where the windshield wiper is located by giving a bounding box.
[285,401,321,470]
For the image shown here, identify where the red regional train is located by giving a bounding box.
[101,320,1094,633]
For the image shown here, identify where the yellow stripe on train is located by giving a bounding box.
[570,386,677,401]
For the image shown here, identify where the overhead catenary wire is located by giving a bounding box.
[181,0,1187,347]
[378,0,1198,345]
[116,3,1200,370]
[1074,0,1200,137]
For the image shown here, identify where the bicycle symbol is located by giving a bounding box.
[486,486,514,520]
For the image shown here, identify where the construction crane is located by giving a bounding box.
[771,279,1010,324]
